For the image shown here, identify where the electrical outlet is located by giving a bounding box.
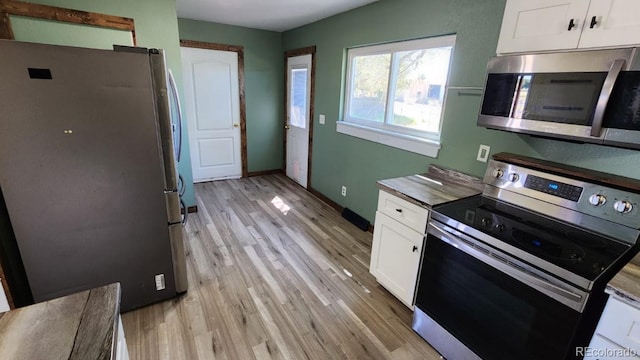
[319,114,326,125]
[341,186,347,196]
[155,274,166,290]
[477,144,490,163]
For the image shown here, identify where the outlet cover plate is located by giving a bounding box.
[477,145,490,162]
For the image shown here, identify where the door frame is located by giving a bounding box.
[180,39,248,178]
[284,46,316,188]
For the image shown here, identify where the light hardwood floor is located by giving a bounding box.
[122,174,441,359]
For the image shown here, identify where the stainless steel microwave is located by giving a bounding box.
[478,48,640,149]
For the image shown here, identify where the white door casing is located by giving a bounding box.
[286,54,312,188]
[181,46,242,182]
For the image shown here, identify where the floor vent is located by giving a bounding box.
[341,207,370,231]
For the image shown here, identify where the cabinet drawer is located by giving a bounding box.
[377,190,429,233]
[585,335,639,360]
[596,297,640,354]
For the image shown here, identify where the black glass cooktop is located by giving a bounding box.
[432,195,632,282]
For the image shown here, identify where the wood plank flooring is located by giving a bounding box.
[122,174,442,359]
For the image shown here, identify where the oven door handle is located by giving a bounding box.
[428,222,587,312]
[591,59,625,137]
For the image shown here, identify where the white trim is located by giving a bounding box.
[349,35,457,55]
[336,121,441,158]
[343,34,456,148]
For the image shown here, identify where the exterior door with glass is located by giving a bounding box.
[285,54,312,188]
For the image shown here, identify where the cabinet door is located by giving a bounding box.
[497,0,590,54]
[369,211,424,308]
[579,0,640,49]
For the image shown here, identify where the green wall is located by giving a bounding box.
[282,0,539,222]
[14,0,196,207]
[177,19,284,172]
[283,0,640,223]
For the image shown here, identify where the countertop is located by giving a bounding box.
[0,283,121,360]
[607,254,640,306]
[377,165,484,208]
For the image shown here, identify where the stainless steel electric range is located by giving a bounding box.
[412,153,640,360]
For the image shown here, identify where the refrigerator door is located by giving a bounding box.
[0,40,178,310]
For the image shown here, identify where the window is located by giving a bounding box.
[338,35,456,157]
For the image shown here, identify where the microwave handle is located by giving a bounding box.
[591,59,625,137]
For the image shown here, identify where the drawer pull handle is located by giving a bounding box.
[395,208,403,213]
[590,15,597,29]
[412,245,418,252]
[567,18,576,31]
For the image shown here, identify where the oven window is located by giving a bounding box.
[481,72,607,125]
[415,234,581,360]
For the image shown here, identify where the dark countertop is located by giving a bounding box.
[0,283,121,360]
[607,254,640,306]
[377,165,484,208]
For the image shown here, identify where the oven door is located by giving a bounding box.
[414,221,587,360]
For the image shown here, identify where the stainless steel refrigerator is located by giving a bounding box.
[0,40,188,311]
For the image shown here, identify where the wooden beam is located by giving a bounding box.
[179,39,243,53]
[0,11,13,39]
[0,0,135,32]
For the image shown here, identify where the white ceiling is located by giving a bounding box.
[176,0,380,32]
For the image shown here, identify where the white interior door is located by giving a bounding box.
[286,54,312,188]
[181,47,242,182]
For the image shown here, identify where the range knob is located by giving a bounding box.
[508,173,519,182]
[492,169,504,178]
[588,194,607,207]
[495,224,506,232]
[481,218,492,227]
[614,200,633,214]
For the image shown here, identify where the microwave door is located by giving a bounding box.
[602,71,640,149]
[479,72,607,144]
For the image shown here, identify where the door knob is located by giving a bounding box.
[285,125,290,130]
[233,123,239,128]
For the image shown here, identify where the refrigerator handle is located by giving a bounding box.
[180,198,188,225]
[149,50,179,191]
[167,69,183,162]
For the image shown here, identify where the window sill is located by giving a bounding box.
[336,121,440,158]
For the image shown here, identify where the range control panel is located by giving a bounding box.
[483,159,640,229]
[524,175,583,202]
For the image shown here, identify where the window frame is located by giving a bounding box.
[339,35,456,157]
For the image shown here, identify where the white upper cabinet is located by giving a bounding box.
[497,0,590,54]
[497,0,640,54]
[579,0,640,48]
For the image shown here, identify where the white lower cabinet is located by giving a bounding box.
[370,210,426,308]
[586,296,640,359]
[117,315,130,360]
